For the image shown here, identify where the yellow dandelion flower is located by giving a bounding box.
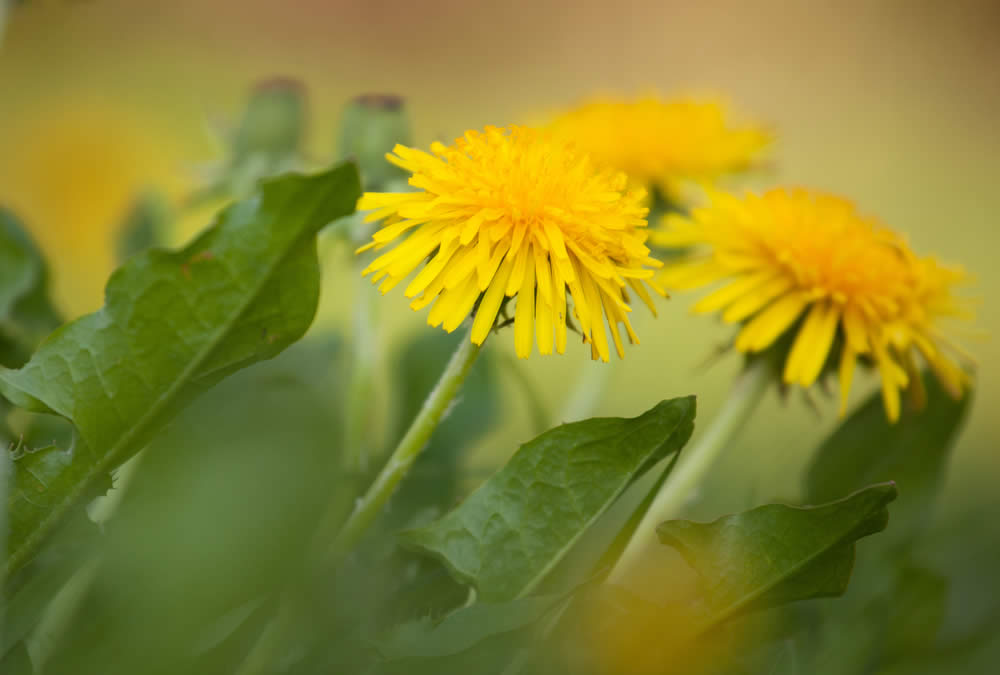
[652,188,971,422]
[548,97,771,198]
[356,125,665,361]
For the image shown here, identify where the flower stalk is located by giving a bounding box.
[326,321,482,565]
[608,356,772,583]
[238,322,482,675]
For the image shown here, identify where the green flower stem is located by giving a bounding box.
[237,324,482,675]
[327,320,482,564]
[344,278,379,475]
[607,356,772,584]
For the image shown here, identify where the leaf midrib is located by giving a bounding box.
[3,176,336,578]
[513,411,685,600]
[692,486,891,636]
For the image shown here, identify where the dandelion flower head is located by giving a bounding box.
[548,96,771,198]
[357,125,665,361]
[653,188,971,421]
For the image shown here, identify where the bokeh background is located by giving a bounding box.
[1,0,997,513]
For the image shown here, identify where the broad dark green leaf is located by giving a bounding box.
[657,483,898,632]
[805,371,970,542]
[0,208,60,369]
[401,397,696,602]
[1,163,361,578]
[757,372,974,675]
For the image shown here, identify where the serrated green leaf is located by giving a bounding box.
[1,163,360,578]
[0,209,60,369]
[805,371,970,543]
[657,483,898,632]
[401,397,696,602]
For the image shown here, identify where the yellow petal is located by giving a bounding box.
[405,239,460,298]
[627,278,658,316]
[658,259,728,290]
[579,266,610,362]
[783,302,840,386]
[514,247,536,359]
[735,291,810,352]
[536,295,554,355]
[552,258,568,354]
[722,276,792,323]
[534,249,553,306]
[471,252,516,345]
[692,271,775,315]
[441,274,482,332]
[506,245,531,297]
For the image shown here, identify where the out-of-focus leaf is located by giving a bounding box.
[759,372,974,675]
[0,208,60,369]
[657,483,898,632]
[374,591,569,661]
[0,641,32,675]
[401,397,696,602]
[1,163,361,578]
[1,505,99,668]
[805,372,970,542]
[115,191,171,263]
[39,337,347,675]
[884,564,949,659]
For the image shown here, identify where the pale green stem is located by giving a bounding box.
[607,357,771,584]
[328,321,481,565]
[558,362,611,423]
[344,278,379,474]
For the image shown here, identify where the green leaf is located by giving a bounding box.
[38,339,348,675]
[374,592,568,661]
[2,163,361,578]
[115,191,171,263]
[0,208,60,368]
[401,397,696,602]
[805,371,970,542]
[657,483,898,632]
[884,564,949,659]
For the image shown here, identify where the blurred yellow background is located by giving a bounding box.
[1,0,997,507]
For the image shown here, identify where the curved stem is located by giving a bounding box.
[237,323,482,675]
[607,357,771,583]
[327,321,481,565]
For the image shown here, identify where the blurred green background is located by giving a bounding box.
[0,0,996,524]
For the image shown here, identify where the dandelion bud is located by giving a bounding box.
[337,94,412,190]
